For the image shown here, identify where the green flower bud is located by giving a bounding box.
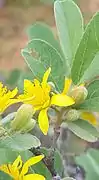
[22,118,36,133]
[11,104,33,131]
[66,109,80,122]
[70,86,88,105]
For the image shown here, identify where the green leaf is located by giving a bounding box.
[67,119,98,142]
[0,133,41,151]
[79,80,99,111]
[0,148,17,165]
[27,22,62,55]
[87,79,99,99]
[54,149,63,176]
[54,0,83,69]
[40,147,63,176]
[75,149,99,180]
[0,148,32,165]
[81,52,99,82]
[71,12,99,84]
[79,97,99,111]
[22,39,65,91]
[0,172,12,180]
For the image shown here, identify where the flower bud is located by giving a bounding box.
[70,86,88,105]
[11,104,33,131]
[22,118,36,133]
[66,109,80,122]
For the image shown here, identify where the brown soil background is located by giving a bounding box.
[0,0,99,71]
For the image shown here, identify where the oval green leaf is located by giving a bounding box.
[54,0,83,69]
[0,133,41,151]
[72,12,99,84]
[67,120,98,142]
[22,39,65,91]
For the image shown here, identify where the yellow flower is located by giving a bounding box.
[0,155,45,180]
[0,82,19,113]
[18,69,75,135]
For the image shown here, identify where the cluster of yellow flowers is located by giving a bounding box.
[0,68,96,135]
[0,67,97,179]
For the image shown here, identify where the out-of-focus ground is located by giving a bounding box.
[0,0,99,71]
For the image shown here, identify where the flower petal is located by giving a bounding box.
[20,155,44,176]
[23,174,45,180]
[0,164,10,175]
[62,78,72,94]
[12,155,22,170]
[42,67,51,87]
[80,111,97,125]
[9,87,18,98]
[0,163,20,179]
[1,99,22,113]
[51,94,75,107]
[24,79,33,92]
[38,108,49,135]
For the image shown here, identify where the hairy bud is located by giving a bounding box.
[66,109,80,122]
[70,86,88,105]
[22,118,36,133]
[11,104,33,131]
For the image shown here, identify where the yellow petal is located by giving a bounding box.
[34,79,40,86]
[42,68,51,87]
[9,87,18,98]
[0,164,19,179]
[0,164,10,175]
[80,112,97,125]
[20,155,44,176]
[23,174,45,180]
[62,78,72,94]
[1,99,21,113]
[12,155,22,170]
[51,94,75,107]
[38,108,49,135]
[8,164,19,178]
[24,79,34,92]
